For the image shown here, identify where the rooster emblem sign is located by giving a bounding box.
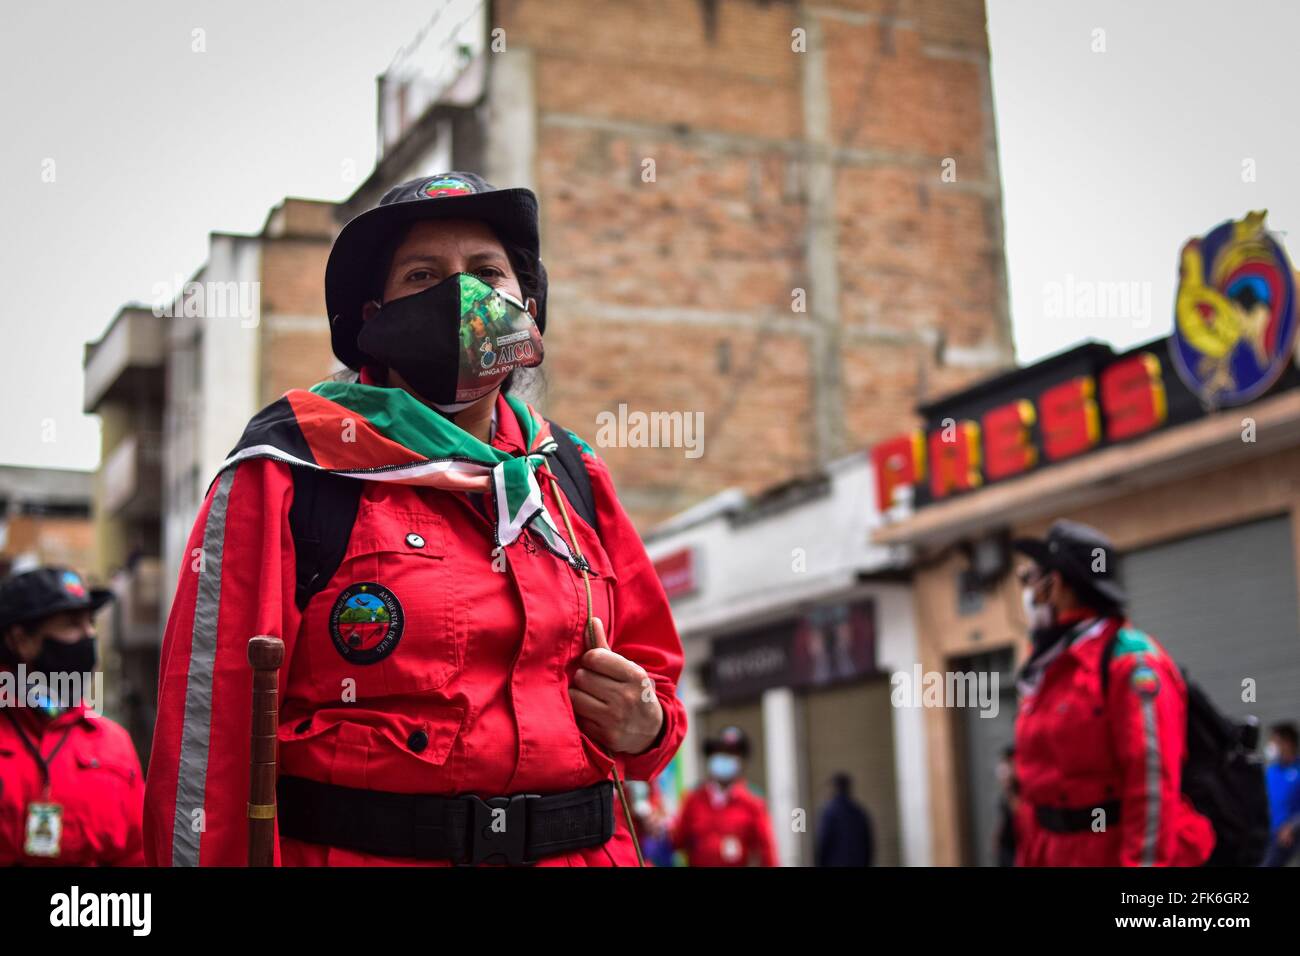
[1171,210,1297,407]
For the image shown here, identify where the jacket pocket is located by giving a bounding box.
[299,503,461,700]
[54,749,140,864]
[279,703,465,792]
[73,749,140,784]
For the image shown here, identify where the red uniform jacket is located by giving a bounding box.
[143,393,686,866]
[1014,613,1215,867]
[0,700,144,866]
[674,780,778,867]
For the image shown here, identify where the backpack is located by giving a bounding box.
[1099,630,1271,866]
[286,420,599,613]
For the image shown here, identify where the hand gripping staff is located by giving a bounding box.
[540,464,647,868]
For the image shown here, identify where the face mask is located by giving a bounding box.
[1022,585,1053,631]
[708,753,741,782]
[1266,743,1280,763]
[357,272,544,410]
[31,635,97,680]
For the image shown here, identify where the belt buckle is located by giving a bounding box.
[466,793,538,865]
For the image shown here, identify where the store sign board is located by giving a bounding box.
[653,547,698,600]
[871,213,1300,512]
[708,600,878,702]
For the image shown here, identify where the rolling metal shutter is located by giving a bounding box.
[1121,515,1300,734]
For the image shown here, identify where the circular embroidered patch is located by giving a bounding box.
[329,582,404,664]
[1131,665,1160,697]
[420,176,474,199]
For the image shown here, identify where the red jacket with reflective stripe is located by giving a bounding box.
[0,702,145,866]
[1013,614,1215,867]
[673,780,779,867]
[143,393,686,866]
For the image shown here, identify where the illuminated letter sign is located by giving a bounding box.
[929,421,982,499]
[1039,376,1101,461]
[871,432,926,511]
[1101,351,1167,441]
[982,400,1037,480]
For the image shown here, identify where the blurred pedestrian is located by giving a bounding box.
[627,778,677,867]
[1012,520,1214,866]
[0,567,144,865]
[814,772,874,866]
[1261,722,1300,867]
[994,745,1019,867]
[674,726,778,866]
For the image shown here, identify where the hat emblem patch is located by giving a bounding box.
[420,177,475,199]
[61,571,86,598]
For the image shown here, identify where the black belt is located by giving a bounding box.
[276,775,615,865]
[1035,800,1121,833]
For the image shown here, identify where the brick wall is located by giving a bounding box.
[493,0,1012,527]
[257,199,340,403]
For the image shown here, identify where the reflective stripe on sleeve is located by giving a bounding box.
[170,467,236,866]
[1140,693,1160,866]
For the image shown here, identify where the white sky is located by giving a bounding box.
[2,0,1297,471]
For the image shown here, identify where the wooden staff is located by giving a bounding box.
[246,635,284,867]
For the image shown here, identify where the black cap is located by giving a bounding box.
[0,567,114,634]
[1013,519,1126,609]
[704,725,751,759]
[325,172,547,371]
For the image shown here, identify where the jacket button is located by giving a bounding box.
[295,719,311,734]
[408,730,429,753]
[406,533,425,549]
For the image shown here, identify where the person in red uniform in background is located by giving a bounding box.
[1013,520,1214,867]
[143,172,687,866]
[674,726,778,866]
[0,567,144,865]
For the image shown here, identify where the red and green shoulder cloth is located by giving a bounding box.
[222,380,585,568]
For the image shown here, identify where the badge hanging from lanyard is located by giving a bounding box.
[24,801,63,858]
[3,709,73,859]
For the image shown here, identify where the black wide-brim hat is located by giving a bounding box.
[1014,519,1127,609]
[0,567,114,634]
[325,172,545,371]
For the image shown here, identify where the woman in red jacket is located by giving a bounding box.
[143,172,687,866]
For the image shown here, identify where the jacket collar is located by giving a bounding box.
[489,390,526,455]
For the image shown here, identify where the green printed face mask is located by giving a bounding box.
[357,272,543,411]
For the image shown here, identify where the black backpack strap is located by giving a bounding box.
[544,420,599,534]
[288,466,364,612]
